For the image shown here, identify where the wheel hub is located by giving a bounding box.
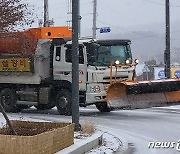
[59,96,68,108]
[2,95,11,106]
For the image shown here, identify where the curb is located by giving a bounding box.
[57,132,103,154]
[115,137,133,154]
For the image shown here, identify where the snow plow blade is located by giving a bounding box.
[106,79,180,110]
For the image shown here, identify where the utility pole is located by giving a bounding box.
[44,0,49,27]
[77,1,81,38]
[164,0,171,78]
[92,0,97,39]
[72,0,80,131]
[67,0,81,37]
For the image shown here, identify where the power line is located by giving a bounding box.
[98,0,138,24]
[142,0,180,7]
[97,19,180,40]
[97,19,163,38]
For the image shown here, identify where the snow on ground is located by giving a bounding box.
[158,105,180,110]
[86,131,122,154]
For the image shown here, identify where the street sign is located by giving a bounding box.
[100,27,111,33]
[158,70,165,79]
[174,70,180,78]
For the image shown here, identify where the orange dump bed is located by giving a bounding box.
[28,26,72,40]
[0,26,72,54]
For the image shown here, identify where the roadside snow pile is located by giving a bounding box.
[87,131,122,154]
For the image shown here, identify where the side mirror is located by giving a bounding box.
[91,43,100,49]
[56,56,60,61]
[134,59,139,65]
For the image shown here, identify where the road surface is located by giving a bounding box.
[4,105,180,154]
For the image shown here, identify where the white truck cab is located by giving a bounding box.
[52,38,135,112]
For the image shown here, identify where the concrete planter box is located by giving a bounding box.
[0,120,74,154]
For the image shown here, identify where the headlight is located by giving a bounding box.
[90,85,101,93]
[125,59,130,64]
[134,59,139,64]
[115,60,120,65]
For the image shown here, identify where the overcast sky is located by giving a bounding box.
[29,0,180,37]
[27,0,180,62]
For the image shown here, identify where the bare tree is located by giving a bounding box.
[0,0,34,32]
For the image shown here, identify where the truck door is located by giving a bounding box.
[53,45,87,91]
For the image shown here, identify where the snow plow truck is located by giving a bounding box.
[0,26,180,115]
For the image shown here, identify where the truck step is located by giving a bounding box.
[17,101,38,105]
[16,91,38,96]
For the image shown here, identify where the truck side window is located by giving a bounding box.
[65,46,84,64]
[55,47,61,61]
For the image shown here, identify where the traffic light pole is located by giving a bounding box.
[164,0,171,78]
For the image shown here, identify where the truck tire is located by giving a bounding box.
[0,88,21,113]
[96,102,111,112]
[55,89,72,116]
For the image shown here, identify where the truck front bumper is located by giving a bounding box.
[85,91,107,105]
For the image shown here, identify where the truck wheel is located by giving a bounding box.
[34,104,55,110]
[96,102,111,112]
[0,88,21,113]
[55,89,72,116]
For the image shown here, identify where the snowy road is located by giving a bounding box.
[2,105,180,154]
[80,106,180,154]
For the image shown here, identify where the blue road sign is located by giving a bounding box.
[100,27,111,33]
[158,70,165,79]
[174,70,180,78]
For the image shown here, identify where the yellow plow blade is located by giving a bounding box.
[106,79,180,110]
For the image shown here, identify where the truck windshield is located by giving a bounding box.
[88,44,132,66]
